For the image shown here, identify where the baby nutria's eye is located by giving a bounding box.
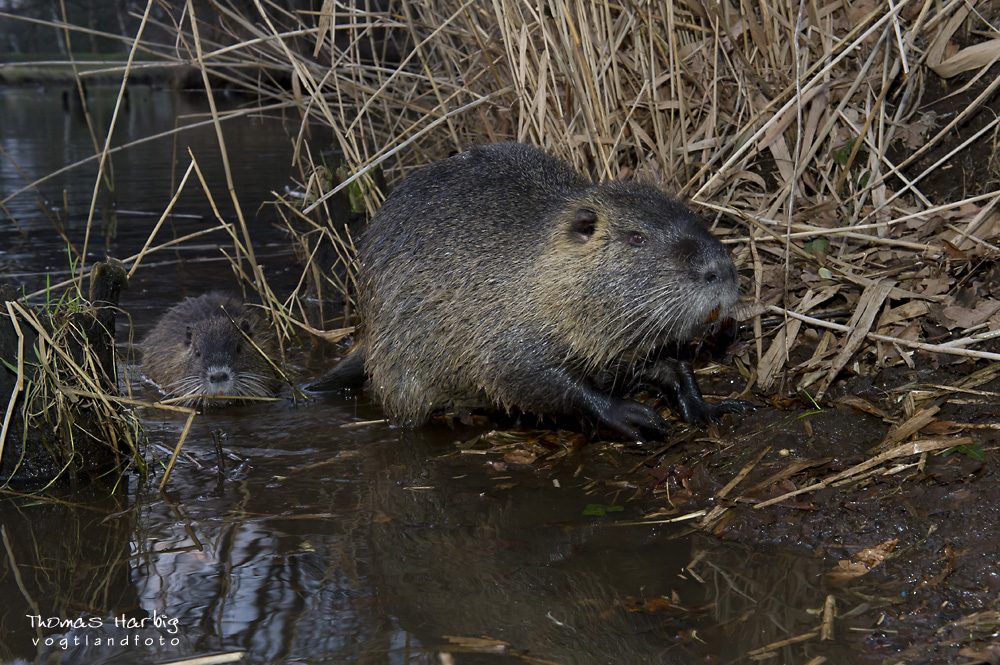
[629,231,648,247]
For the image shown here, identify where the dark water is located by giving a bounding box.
[0,85,839,664]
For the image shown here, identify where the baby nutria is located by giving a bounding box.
[311,143,750,440]
[142,292,280,405]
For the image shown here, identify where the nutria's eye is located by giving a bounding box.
[629,232,647,247]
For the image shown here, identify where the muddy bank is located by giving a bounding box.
[456,353,1000,663]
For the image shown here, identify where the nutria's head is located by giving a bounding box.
[169,314,277,405]
[537,180,740,367]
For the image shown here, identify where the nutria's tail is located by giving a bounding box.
[307,346,367,391]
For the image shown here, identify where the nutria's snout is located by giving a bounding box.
[699,252,738,288]
[205,365,235,394]
[683,242,739,330]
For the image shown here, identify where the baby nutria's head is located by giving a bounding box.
[536,180,740,367]
[165,313,278,405]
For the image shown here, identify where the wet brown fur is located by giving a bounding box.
[323,143,746,436]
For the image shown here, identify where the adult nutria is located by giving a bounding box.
[311,143,750,439]
[142,293,280,405]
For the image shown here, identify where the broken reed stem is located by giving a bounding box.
[753,437,971,509]
[765,305,1000,363]
[27,222,236,301]
[157,409,197,492]
[8,301,105,397]
[127,159,198,279]
[301,85,516,215]
[0,104,296,211]
[186,0,266,303]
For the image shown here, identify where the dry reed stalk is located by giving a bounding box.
[753,436,971,509]
[0,302,26,464]
[75,0,153,286]
[184,0,270,315]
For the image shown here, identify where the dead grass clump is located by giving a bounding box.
[0,261,142,488]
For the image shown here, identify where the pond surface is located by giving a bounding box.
[0,85,844,664]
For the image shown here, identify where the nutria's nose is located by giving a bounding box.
[700,255,737,286]
[209,369,231,384]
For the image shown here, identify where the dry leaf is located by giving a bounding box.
[898,121,926,150]
[829,559,874,582]
[919,277,953,298]
[622,595,683,614]
[443,636,509,653]
[958,645,1000,662]
[878,300,930,328]
[930,39,1000,78]
[938,300,1000,330]
[829,539,899,581]
[503,449,538,465]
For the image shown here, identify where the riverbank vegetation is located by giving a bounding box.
[126,0,1000,395]
[148,0,1000,457]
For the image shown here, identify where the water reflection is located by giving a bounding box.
[0,85,302,222]
[2,389,845,664]
[0,85,308,296]
[9,396,711,663]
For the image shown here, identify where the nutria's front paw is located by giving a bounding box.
[602,397,670,443]
[679,396,753,425]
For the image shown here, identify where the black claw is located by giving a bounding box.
[603,397,669,442]
[715,398,754,415]
[308,349,367,392]
[685,397,753,425]
[668,359,754,426]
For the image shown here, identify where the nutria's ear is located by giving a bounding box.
[239,320,251,335]
[568,207,598,242]
[184,325,193,345]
